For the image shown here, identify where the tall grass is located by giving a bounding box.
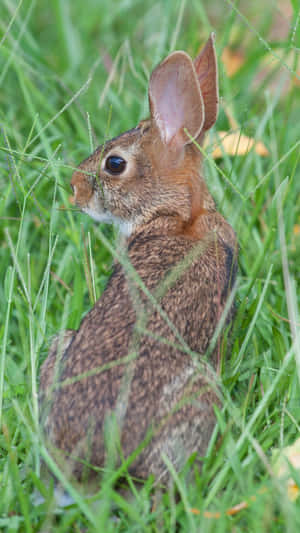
[0,0,300,530]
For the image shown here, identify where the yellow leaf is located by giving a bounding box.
[288,483,299,502]
[273,437,300,501]
[206,131,269,159]
[222,47,245,77]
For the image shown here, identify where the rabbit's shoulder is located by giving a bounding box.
[127,213,237,288]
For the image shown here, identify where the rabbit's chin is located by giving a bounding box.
[83,206,134,236]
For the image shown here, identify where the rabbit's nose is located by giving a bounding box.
[70,170,93,207]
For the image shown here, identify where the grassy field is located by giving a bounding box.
[1,0,300,530]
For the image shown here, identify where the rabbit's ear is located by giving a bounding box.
[193,33,219,131]
[149,51,204,151]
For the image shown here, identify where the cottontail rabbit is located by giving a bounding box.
[40,34,237,483]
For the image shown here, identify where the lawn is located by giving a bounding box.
[0,0,300,531]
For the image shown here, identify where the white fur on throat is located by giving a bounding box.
[83,207,134,237]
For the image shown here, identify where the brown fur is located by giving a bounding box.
[39,34,238,483]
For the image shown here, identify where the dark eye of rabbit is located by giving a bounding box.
[105,155,126,175]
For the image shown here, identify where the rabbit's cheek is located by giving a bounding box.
[81,190,134,236]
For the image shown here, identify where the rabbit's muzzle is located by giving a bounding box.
[70,170,95,208]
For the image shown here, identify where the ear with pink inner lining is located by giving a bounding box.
[149,51,204,152]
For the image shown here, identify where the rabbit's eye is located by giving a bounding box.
[105,155,126,175]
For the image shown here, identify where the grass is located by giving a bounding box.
[0,0,300,530]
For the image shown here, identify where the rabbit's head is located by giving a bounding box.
[71,34,218,237]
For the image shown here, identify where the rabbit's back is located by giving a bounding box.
[41,213,237,480]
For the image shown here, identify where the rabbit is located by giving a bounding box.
[39,33,238,484]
